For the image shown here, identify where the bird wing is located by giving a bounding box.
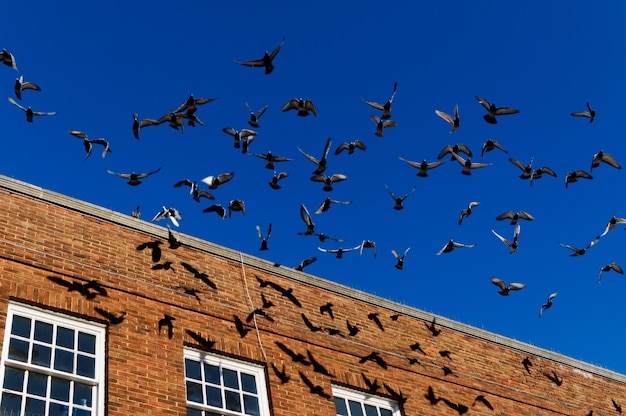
[280,99,299,112]
[435,110,454,126]
[106,169,130,179]
[329,174,348,183]
[494,107,519,115]
[334,143,349,155]
[136,167,162,179]
[362,98,384,111]
[300,204,313,226]
[490,277,507,290]
[268,37,286,60]
[298,147,320,164]
[7,95,26,111]
[304,100,318,117]
[475,96,491,111]
[508,158,527,172]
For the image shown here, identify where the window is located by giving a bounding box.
[184,349,270,416]
[333,386,401,416]
[0,302,105,416]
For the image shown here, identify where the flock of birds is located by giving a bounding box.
[2,41,625,322]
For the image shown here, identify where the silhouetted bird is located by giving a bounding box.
[358,351,388,369]
[132,112,161,139]
[318,245,360,259]
[481,139,508,157]
[14,75,41,100]
[490,277,525,296]
[476,95,519,124]
[301,313,322,332]
[233,315,250,338]
[181,262,217,290]
[315,197,351,214]
[530,166,557,186]
[612,398,622,414]
[276,342,310,366]
[435,103,460,133]
[522,357,533,374]
[564,170,593,188]
[280,98,318,117]
[47,276,107,300]
[398,157,446,177]
[409,342,426,355]
[235,37,285,74]
[335,140,366,155]
[367,312,384,331]
[295,257,317,271]
[491,223,521,254]
[298,204,316,235]
[136,240,163,262]
[256,223,272,250]
[158,314,176,339]
[268,170,289,189]
[260,293,275,309]
[391,247,410,270]
[307,351,333,377]
[370,115,397,137]
[222,127,257,149]
[228,199,246,217]
[559,236,600,257]
[271,363,290,384]
[459,201,480,225]
[439,350,452,360]
[245,102,269,128]
[201,172,234,189]
[106,167,161,186]
[438,143,472,160]
[167,227,182,249]
[362,81,398,119]
[386,184,416,210]
[425,386,440,405]
[319,302,334,320]
[544,370,563,386]
[360,240,376,258]
[361,373,380,392]
[310,173,348,191]
[495,210,534,225]
[436,239,476,255]
[598,262,623,284]
[94,307,126,325]
[600,216,626,237]
[346,319,360,336]
[298,137,332,174]
[451,152,491,175]
[299,371,331,399]
[0,48,18,71]
[425,317,441,336]
[539,292,558,317]
[185,330,215,350]
[203,204,227,220]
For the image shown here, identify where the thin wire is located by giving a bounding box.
[239,251,267,362]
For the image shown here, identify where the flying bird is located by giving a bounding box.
[158,314,176,339]
[600,216,626,237]
[335,140,366,155]
[491,223,521,254]
[7,96,57,122]
[310,173,348,191]
[398,157,446,177]
[591,150,621,170]
[245,102,269,128]
[386,184,416,210]
[132,112,161,139]
[571,101,595,122]
[295,257,317,271]
[490,277,526,295]
[481,139,508,157]
[201,172,234,189]
[495,211,534,225]
[256,223,272,250]
[151,206,182,227]
[476,95,520,124]
[530,166,557,185]
[360,240,376,258]
[298,204,316,235]
[313,233,344,243]
[203,204,227,220]
[458,201,480,225]
[438,143,473,160]
[298,137,332,174]
[222,127,257,149]
[0,49,18,71]
[268,170,289,189]
[69,130,112,160]
[173,179,215,202]
[314,197,351,214]
[564,170,593,188]
[391,247,410,270]
[450,152,491,175]
[14,75,41,100]
[558,236,600,256]
[509,156,534,179]
[172,94,217,116]
[370,115,397,137]
[280,98,318,117]
[361,81,398,119]
[228,199,246,217]
[235,37,285,74]
[435,103,460,132]
[252,151,293,169]
[539,292,558,317]
[317,245,360,259]
[598,263,623,284]
[436,239,476,255]
[106,167,162,186]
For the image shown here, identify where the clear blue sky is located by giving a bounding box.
[2,2,626,374]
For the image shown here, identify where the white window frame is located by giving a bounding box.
[0,302,106,416]
[332,385,401,416]
[184,348,270,416]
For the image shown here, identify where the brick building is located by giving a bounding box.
[0,174,623,416]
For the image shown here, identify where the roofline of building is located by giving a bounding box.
[1,174,623,383]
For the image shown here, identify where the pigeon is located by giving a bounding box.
[132,112,162,139]
[280,98,318,117]
[298,204,315,235]
[268,170,289,190]
[313,233,343,243]
[564,170,593,188]
[252,151,293,169]
[335,140,366,155]
[398,157,446,177]
[530,166,557,185]
[201,172,234,189]
[450,152,491,175]
[491,223,521,254]
[315,197,351,214]
[591,150,621,170]
[222,127,257,149]
[438,144,472,160]
[131,205,141,219]
[599,216,626,237]
[370,115,397,137]
[298,137,332,174]
[361,81,398,119]
[391,247,410,270]
[151,206,182,227]
[106,167,162,186]
[539,292,558,317]
[459,202,480,225]
[172,94,217,116]
[495,211,534,225]
[571,101,595,122]
[310,173,348,191]
[490,277,526,295]
[157,112,185,133]
[481,139,508,157]
[435,103,460,132]
[598,263,623,284]
[318,245,360,259]
[245,102,269,128]
[256,223,272,250]
[8,96,57,122]
[235,37,285,75]
[360,240,376,258]
[173,179,215,202]
[509,156,534,179]
[558,236,600,256]
[295,257,317,271]
[0,49,18,71]
[203,204,227,220]
[14,75,41,100]
[69,130,112,160]
[476,95,520,124]
[228,199,246,217]
[436,239,476,255]
[386,184,416,210]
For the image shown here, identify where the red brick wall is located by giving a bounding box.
[0,184,624,415]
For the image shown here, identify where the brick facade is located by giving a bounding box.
[0,175,623,415]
